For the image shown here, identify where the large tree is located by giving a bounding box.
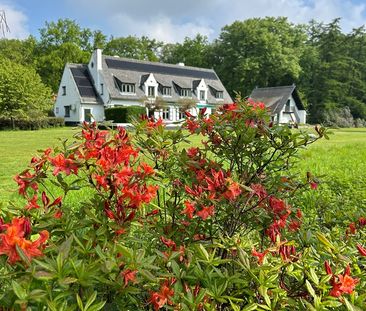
[210,17,306,97]
[0,58,52,119]
[104,36,162,61]
[160,34,211,68]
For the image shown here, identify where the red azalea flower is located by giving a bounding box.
[181,201,196,219]
[310,182,318,190]
[252,248,268,265]
[0,218,49,264]
[196,205,214,220]
[250,183,267,199]
[149,281,175,310]
[357,244,366,256]
[223,180,241,200]
[49,154,79,176]
[358,217,366,227]
[288,220,301,232]
[160,236,176,250]
[121,269,137,287]
[349,222,356,234]
[324,261,333,275]
[25,195,40,210]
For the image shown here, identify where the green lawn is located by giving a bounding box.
[0,127,77,200]
[0,127,365,210]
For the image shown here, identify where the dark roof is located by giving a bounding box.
[249,85,304,114]
[69,64,99,103]
[101,55,232,104]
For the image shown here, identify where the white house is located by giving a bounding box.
[54,49,232,124]
[249,85,306,124]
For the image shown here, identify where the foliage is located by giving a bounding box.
[0,117,64,130]
[105,106,146,123]
[0,58,53,120]
[104,36,162,61]
[4,98,366,310]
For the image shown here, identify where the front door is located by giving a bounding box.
[84,109,92,122]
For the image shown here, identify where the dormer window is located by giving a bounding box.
[121,83,135,94]
[180,89,192,97]
[162,87,171,96]
[62,86,66,96]
[199,90,205,100]
[148,86,155,97]
[215,91,223,99]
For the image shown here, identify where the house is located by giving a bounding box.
[249,85,306,124]
[54,49,232,124]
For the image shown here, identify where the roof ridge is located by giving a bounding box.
[255,85,295,90]
[103,55,216,73]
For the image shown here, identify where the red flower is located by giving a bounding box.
[121,269,137,287]
[14,171,38,196]
[324,261,333,275]
[25,195,40,210]
[329,264,359,297]
[185,119,200,134]
[160,236,176,250]
[149,281,175,310]
[49,154,79,176]
[196,205,214,220]
[186,147,200,158]
[0,217,49,264]
[357,244,366,256]
[310,182,318,190]
[358,217,366,227]
[252,248,268,265]
[348,222,356,234]
[288,220,301,232]
[250,183,267,199]
[181,201,196,219]
[54,209,63,219]
[223,180,241,200]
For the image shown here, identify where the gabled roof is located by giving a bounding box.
[249,85,305,114]
[69,64,100,103]
[101,55,232,104]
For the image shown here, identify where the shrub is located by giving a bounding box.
[0,117,65,130]
[1,98,366,310]
[105,106,146,123]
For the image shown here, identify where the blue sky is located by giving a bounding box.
[1,0,366,42]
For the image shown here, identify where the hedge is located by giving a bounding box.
[0,117,65,130]
[105,106,146,123]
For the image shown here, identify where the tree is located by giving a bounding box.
[104,36,162,61]
[0,58,52,120]
[160,34,211,68]
[35,19,106,91]
[0,36,37,67]
[210,17,306,97]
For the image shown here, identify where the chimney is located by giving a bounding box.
[96,48,103,71]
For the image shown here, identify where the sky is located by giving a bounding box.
[1,0,366,42]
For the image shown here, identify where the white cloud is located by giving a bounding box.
[0,2,29,39]
[68,0,366,41]
[109,14,214,42]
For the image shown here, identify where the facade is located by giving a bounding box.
[249,85,306,124]
[54,49,232,124]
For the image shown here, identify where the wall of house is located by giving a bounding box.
[80,104,105,122]
[54,66,81,123]
[278,96,306,124]
[144,74,159,97]
[196,79,208,103]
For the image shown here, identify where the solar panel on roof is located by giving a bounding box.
[70,67,98,99]
[105,59,218,80]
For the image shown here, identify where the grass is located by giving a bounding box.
[0,127,365,211]
[0,127,77,201]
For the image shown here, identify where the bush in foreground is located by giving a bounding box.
[1,98,365,310]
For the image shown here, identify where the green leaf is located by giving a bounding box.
[305,280,316,299]
[308,268,319,285]
[84,291,97,310]
[87,300,106,311]
[33,271,55,281]
[316,232,335,251]
[59,235,73,260]
[15,244,31,266]
[76,293,84,311]
[12,280,27,300]
[242,302,258,311]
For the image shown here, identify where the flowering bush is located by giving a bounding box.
[0,98,365,310]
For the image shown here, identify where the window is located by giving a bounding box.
[162,108,170,120]
[162,87,171,96]
[180,88,192,97]
[285,100,291,112]
[215,91,223,99]
[100,83,104,95]
[62,86,66,96]
[55,107,59,114]
[178,108,185,120]
[148,86,155,97]
[200,90,205,100]
[121,83,135,94]
[64,106,71,117]
[84,108,92,122]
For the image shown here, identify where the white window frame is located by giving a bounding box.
[162,108,171,120]
[200,90,205,100]
[148,86,155,97]
[121,83,135,94]
[64,105,71,118]
[162,87,172,96]
[215,91,223,99]
[180,88,192,97]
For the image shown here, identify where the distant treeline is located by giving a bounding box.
[1,17,366,125]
